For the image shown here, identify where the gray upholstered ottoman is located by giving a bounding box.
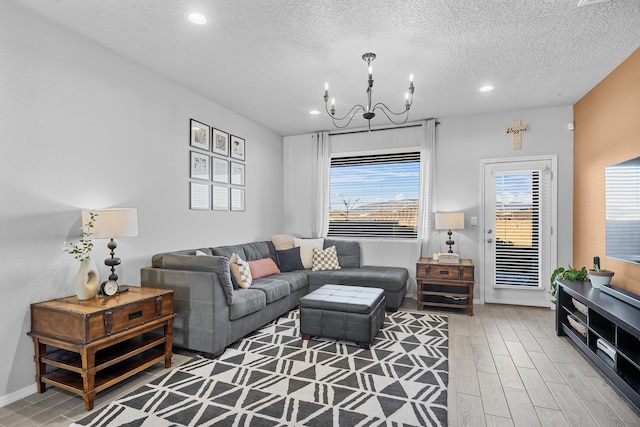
[299,284,386,349]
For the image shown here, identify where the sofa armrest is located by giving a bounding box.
[155,254,235,305]
[141,267,231,356]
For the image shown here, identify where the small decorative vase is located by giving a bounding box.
[74,258,99,300]
[588,270,614,289]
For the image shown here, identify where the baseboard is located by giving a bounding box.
[0,384,37,408]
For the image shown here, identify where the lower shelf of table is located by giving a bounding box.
[41,348,166,395]
[42,332,166,373]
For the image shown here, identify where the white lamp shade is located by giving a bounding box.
[82,208,139,239]
[435,212,464,230]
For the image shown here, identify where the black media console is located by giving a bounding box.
[556,280,640,412]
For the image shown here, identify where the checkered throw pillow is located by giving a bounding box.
[229,253,253,288]
[312,245,341,271]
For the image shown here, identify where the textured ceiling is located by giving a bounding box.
[9,0,640,136]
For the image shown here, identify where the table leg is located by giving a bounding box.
[32,339,47,393]
[469,284,474,316]
[164,320,173,368]
[80,348,96,411]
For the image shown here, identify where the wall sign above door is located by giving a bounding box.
[504,120,530,150]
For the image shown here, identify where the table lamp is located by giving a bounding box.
[435,212,464,253]
[82,208,138,286]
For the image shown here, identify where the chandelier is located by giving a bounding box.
[323,53,414,130]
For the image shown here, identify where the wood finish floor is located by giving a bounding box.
[1,300,638,426]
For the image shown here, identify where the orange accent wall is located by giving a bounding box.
[573,48,640,294]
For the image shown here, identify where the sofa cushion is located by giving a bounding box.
[294,238,324,269]
[276,271,309,293]
[249,258,281,279]
[312,246,341,271]
[229,288,266,320]
[276,247,305,272]
[324,239,361,268]
[307,266,408,293]
[241,241,277,262]
[159,253,235,305]
[212,244,247,261]
[251,277,291,303]
[230,253,252,288]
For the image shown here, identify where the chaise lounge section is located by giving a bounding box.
[141,238,408,356]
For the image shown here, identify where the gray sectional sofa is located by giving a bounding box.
[141,238,408,356]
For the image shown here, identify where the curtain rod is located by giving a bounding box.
[327,119,439,136]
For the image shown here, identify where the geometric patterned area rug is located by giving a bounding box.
[71,309,448,427]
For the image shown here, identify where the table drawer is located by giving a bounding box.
[419,264,474,280]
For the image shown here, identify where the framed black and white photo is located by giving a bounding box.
[212,185,229,211]
[230,162,245,186]
[190,151,210,180]
[190,182,210,210]
[212,128,229,156]
[212,157,229,183]
[230,135,245,161]
[190,119,210,151]
[231,188,245,211]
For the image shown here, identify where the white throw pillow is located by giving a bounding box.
[229,253,252,288]
[312,246,341,271]
[271,234,296,251]
[294,238,324,269]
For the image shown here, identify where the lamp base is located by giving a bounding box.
[446,229,455,253]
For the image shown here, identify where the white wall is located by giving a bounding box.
[0,2,284,403]
[284,106,574,304]
[436,107,574,301]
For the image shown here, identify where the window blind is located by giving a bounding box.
[494,169,550,287]
[328,152,420,238]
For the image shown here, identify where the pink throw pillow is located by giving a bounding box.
[249,258,281,279]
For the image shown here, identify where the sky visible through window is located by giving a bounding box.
[329,162,420,209]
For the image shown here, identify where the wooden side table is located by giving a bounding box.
[28,287,175,410]
[416,257,475,315]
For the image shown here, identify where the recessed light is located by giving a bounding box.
[309,110,320,115]
[185,12,209,25]
[479,85,495,92]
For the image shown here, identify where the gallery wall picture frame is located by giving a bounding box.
[190,182,210,210]
[230,135,245,161]
[212,157,229,183]
[230,162,245,186]
[190,119,210,151]
[212,185,229,211]
[190,151,211,180]
[231,188,245,211]
[212,128,230,156]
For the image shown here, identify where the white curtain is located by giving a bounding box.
[417,119,437,262]
[312,132,330,238]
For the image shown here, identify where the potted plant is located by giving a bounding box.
[550,265,587,304]
[64,212,100,300]
[588,263,614,289]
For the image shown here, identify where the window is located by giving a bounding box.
[328,152,421,238]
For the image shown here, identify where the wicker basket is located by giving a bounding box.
[572,298,588,316]
[568,315,588,337]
